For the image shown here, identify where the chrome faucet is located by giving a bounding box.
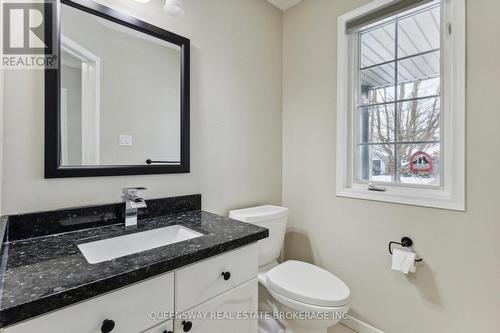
[122,187,147,228]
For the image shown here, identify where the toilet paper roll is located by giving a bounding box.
[391,248,416,274]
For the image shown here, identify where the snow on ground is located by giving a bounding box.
[371,175,439,185]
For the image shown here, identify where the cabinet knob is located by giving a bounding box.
[101,319,115,333]
[163,331,173,333]
[221,271,231,281]
[182,320,193,332]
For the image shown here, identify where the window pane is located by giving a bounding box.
[355,2,442,188]
[397,5,440,58]
[358,144,395,183]
[360,63,395,105]
[397,143,440,186]
[397,51,440,95]
[360,22,395,68]
[358,105,395,143]
[398,77,440,100]
[397,97,440,142]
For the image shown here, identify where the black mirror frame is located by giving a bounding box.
[45,0,190,178]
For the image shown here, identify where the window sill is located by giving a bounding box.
[336,184,465,211]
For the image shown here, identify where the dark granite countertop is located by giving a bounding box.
[0,195,268,328]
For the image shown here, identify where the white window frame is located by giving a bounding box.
[336,0,465,211]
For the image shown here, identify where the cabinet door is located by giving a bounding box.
[142,320,173,333]
[175,244,258,311]
[175,279,257,333]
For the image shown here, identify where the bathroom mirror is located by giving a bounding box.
[45,0,190,178]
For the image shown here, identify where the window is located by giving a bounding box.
[337,0,465,210]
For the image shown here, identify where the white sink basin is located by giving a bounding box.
[78,225,203,264]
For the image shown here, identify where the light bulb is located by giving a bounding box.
[163,0,184,17]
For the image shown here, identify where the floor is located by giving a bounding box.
[329,324,357,333]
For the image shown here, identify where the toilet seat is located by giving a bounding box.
[266,285,349,314]
[266,260,350,307]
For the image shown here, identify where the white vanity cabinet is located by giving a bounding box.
[1,244,258,333]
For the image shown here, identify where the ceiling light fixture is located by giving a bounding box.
[163,0,185,17]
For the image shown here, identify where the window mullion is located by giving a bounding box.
[359,47,439,71]
[358,94,440,108]
[393,20,399,183]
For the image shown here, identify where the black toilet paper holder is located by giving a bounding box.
[388,237,423,262]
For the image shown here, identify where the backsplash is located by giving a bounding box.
[2,194,201,242]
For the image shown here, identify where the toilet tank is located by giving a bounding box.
[229,205,289,267]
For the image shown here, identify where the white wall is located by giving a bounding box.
[282,0,500,332]
[1,0,283,214]
[0,68,3,215]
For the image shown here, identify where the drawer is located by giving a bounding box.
[142,320,173,333]
[175,279,258,333]
[3,272,174,333]
[175,244,258,311]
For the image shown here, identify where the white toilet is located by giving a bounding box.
[229,205,350,333]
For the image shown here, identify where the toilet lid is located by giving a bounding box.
[266,260,350,307]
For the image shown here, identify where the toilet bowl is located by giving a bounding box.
[229,206,350,333]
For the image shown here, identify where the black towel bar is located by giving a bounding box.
[146,159,179,165]
[388,237,423,262]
